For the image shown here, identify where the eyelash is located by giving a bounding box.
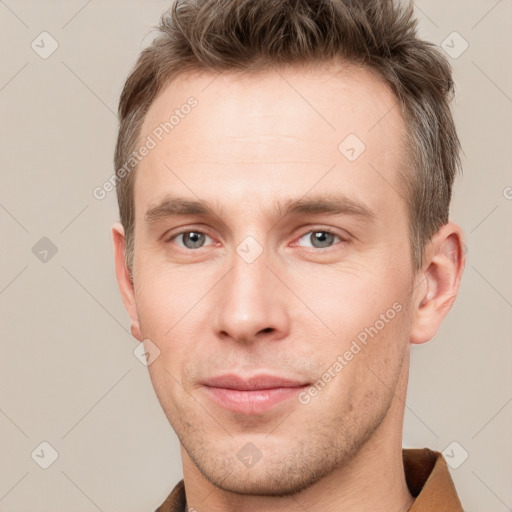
[165,227,347,252]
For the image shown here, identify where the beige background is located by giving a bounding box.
[1,0,511,510]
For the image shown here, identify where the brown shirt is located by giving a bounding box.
[155,448,464,511]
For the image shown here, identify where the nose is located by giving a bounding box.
[212,244,291,345]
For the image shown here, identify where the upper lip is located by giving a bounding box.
[202,373,309,390]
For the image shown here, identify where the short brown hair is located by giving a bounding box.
[115,0,461,274]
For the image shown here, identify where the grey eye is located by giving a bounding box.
[298,231,340,249]
[176,231,209,249]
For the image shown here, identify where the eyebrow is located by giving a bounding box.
[144,193,375,225]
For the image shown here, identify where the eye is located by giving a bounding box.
[294,229,344,249]
[170,230,213,250]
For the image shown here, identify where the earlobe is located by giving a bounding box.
[112,222,143,342]
[410,223,466,345]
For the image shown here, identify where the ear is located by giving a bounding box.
[112,222,143,342]
[410,222,466,344]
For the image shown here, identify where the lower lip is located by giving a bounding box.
[202,385,308,414]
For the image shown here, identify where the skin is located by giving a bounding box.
[113,62,465,512]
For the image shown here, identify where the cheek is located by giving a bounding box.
[316,302,410,423]
[290,262,407,339]
[133,277,188,389]
[293,264,412,394]
[136,270,204,421]
[134,262,205,334]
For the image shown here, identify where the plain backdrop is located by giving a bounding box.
[1,1,511,510]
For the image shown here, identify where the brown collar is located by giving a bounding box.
[405,448,464,511]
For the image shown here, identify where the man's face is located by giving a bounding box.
[129,63,418,494]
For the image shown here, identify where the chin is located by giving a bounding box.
[190,446,336,498]
[207,470,319,497]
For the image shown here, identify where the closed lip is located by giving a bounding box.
[201,373,309,390]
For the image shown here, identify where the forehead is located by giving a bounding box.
[135,62,407,220]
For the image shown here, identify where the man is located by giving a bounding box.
[112,0,466,510]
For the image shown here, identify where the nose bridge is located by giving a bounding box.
[213,240,289,343]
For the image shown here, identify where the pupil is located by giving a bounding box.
[185,232,204,248]
[312,231,332,248]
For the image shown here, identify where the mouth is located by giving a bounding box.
[200,373,310,414]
